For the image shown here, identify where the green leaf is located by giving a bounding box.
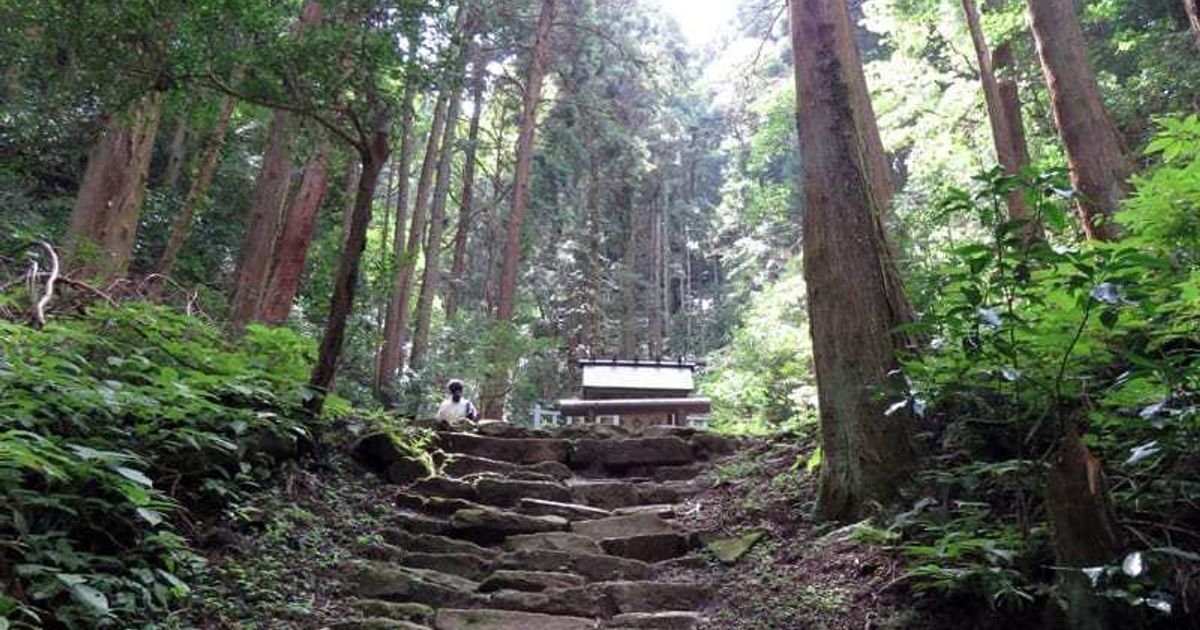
[69,583,109,615]
[114,466,153,487]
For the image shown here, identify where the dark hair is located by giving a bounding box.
[447,379,464,392]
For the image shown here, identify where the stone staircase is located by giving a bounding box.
[336,422,740,630]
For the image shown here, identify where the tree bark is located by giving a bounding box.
[790,0,916,522]
[1186,0,1200,47]
[65,92,165,281]
[155,92,239,283]
[373,78,419,397]
[259,139,334,325]
[228,0,323,330]
[162,108,190,191]
[481,0,557,419]
[1027,0,1131,240]
[585,165,604,356]
[962,0,1030,223]
[377,91,450,394]
[1045,423,1123,630]
[445,53,487,324]
[229,110,296,329]
[307,124,390,413]
[410,73,468,370]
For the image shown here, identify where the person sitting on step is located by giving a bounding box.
[437,379,479,423]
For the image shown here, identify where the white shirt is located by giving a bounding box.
[438,398,477,422]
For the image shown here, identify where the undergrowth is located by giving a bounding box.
[0,303,318,628]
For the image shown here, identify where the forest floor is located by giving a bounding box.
[165,422,1034,629]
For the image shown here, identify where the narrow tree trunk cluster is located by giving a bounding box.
[1027,0,1131,241]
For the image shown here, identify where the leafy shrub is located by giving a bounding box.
[892,117,1200,621]
[0,302,316,628]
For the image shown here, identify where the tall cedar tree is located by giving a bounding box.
[481,0,558,419]
[962,0,1030,224]
[64,93,165,280]
[377,90,449,397]
[445,51,488,324]
[155,90,240,285]
[1188,0,1200,46]
[411,24,478,370]
[373,75,419,396]
[259,140,335,324]
[1026,0,1132,241]
[789,0,916,522]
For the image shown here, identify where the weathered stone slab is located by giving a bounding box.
[600,533,692,563]
[500,549,654,582]
[478,570,587,593]
[571,513,676,540]
[449,507,567,542]
[504,532,603,555]
[589,581,710,613]
[610,612,707,629]
[519,498,612,521]
[350,563,482,608]
[330,619,431,630]
[401,552,494,580]
[408,476,478,501]
[433,609,599,630]
[486,587,612,618]
[571,438,694,469]
[475,477,573,506]
[612,504,676,518]
[439,433,569,465]
[351,600,434,623]
[381,529,498,559]
[570,481,641,510]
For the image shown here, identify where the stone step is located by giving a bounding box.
[475,477,573,506]
[519,498,613,521]
[504,532,603,555]
[329,619,431,630]
[570,438,694,471]
[398,552,494,581]
[442,454,571,481]
[569,480,692,510]
[448,507,568,544]
[608,611,707,629]
[434,609,600,630]
[439,433,569,465]
[478,569,587,593]
[350,563,484,609]
[499,549,652,582]
[350,600,434,625]
[592,581,710,614]
[571,513,677,540]
[381,528,498,559]
[408,477,478,501]
[600,533,694,563]
[612,504,676,518]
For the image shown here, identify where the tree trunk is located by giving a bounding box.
[992,39,1033,197]
[1027,0,1131,240]
[259,139,334,325]
[377,91,450,395]
[229,109,296,329]
[445,54,487,324]
[585,165,603,356]
[789,0,916,522]
[373,78,418,397]
[155,92,239,283]
[162,108,190,191]
[64,92,165,281]
[648,179,665,357]
[481,0,557,419]
[1045,423,1123,630]
[620,185,639,358]
[1186,0,1200,46]
[307,125,390,414]
[410,76,467,371]
[228,0,322,329]
[340,161,362,247]
[962,0,1030,223]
